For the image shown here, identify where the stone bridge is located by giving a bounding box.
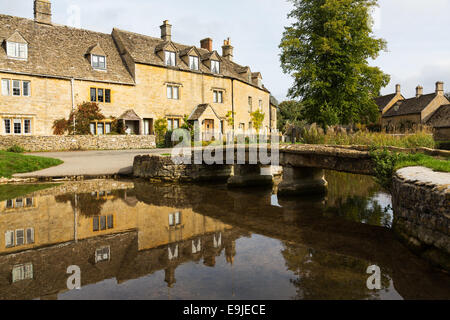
[133,144,374,195]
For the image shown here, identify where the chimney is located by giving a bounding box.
[34,0,52,25]
[436,81,444,95]
[395,84,401,94]
[200,38,213,52]
[160,20,172,42]
[222,38,234,61]
[416,85,423,98]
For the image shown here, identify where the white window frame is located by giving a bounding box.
[12,80,21,96]
[7,42,28,60]
[12,263,33,283]
[95,246,111,263]
[211,60,220,74]
[91,54,107,70]
[4,119,11,134]
[15,229,25,246]
[165,51,176,67]
[213,90,223,103]
[189,56,199,70]
[24,119,31,134]
[2,79,10,96]
[22,81,31,97]
[26,228,34,244]
[5,231,14,248]
[167,85,179,100]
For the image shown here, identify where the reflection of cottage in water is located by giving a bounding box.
[0,185,241,299]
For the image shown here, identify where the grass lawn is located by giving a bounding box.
[0,183,61,202]
[396,153,450,172]
[0,151,63,178]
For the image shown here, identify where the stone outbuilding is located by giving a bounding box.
[426,104,450,141]
[375,84,405,114]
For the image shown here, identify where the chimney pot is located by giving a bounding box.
[395,84,401,94]
[160,20,172,42]
[222,37,234,61]
[34,0,52,25]
[436,81,444,95]
[200,38,213,52]
[416,85,423,98]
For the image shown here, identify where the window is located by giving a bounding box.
[259,99,262,109]
[95,246,110,263]
[213,90,223,103]
[7,42,28,60]
[12,263,33,283]
[90,123,96,135]
[15,198,23,208]
[248,97,253,112]
[165,51,176,67]
[24,119,31,134]
[211,60,220,74]
[92,54,106,70]
[189,56,199,70]
[2,79,10,96]
[97,123,104,135]
[5,231,14,248]
[16,229,24,246]
[169,212,181,226]
[90,88,111,103]
[213,233,222,248]
[192,239,201,254]
[167,118,180,131]
[26,198,33,207]
[168,244,179,260]
[105,123,111,134]
[26,228,34,244]
[6,200,14,209]
[93,215,114,232]
[4,119,11,134]
[23,81,30,96]
[12,80,21,96]
[167,85,179,100]
[13,119,22,134]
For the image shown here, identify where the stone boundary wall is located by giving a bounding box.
[0,135,156,152]
[392,167,450,271]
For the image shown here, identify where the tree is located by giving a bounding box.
[154,118,168,145]
[68,102,105,135]
[250,109,265,132]
[225,111,235,129]
[277,100,304,131]
[280,0,390,127]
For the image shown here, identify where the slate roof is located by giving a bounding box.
[0,14,134,84]
[270,95,279,108]
[118,109,141,121]
[383,93,437,118]
[374,93,397,112]
[426,104,450,128]
[112,28,269,92]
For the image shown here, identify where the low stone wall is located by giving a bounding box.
[392,167,450,271]
[0,135,156,152]
[133,155,232,182]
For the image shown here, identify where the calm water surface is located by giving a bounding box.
[0,171,449,300]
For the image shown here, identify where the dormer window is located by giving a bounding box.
[7,42,28,60]
[189,56,199,70]
[91,54,106,70]
[165,51,176,67]
[211,60,220,74]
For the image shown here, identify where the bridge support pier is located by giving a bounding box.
[227,164,273,188]
[277,166,328,196]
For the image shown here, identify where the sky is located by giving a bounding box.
[1,0,450,101]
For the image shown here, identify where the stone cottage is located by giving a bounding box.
[381,82,449,131]
[374,84,405,115]
[0,0,275,140]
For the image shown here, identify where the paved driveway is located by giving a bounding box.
[13,149,173,178]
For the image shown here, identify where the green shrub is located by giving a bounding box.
[6,145,25,153]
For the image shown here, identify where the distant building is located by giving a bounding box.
[381,82,449,131]
[375,84,404,114]
[426,104,450,141]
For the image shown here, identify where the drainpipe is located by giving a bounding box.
[231,79,235,132]
[71,78,76,135]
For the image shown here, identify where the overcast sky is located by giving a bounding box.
[2,0,450,101]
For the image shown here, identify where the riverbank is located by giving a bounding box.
[0,151,63,179]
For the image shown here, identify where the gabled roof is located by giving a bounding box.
[0,14,134,84]
[383,93,437,118]
[6,30,27,44]
[426,104,450,128]
[155,41,177,53]
[188,104,221,121]
[118,109,141,121]
[201,50,221,62]
[179,46,200,57]
[112,28,269,91]
[87,43,106,56]
[374,93,397,111]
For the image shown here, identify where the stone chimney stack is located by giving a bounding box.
[222,38,234,61]
[395,84,401,94]
[160,20,172,42]
[200,38,213,52]
[416,85,423,98]
[436,81,444,95]
[34,0,52,25]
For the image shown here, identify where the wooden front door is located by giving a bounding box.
[204,119,214,141]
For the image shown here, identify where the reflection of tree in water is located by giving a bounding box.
[324,171,392,227]
[281,242,392,300]
[55,191,126,216]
